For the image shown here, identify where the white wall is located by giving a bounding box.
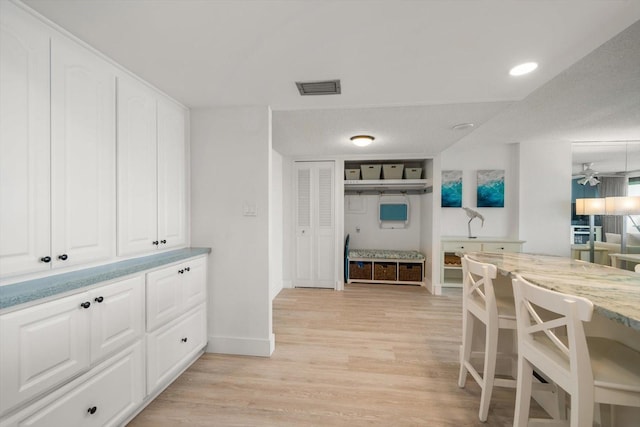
[345,194,422,250]
[190,106,274,357]
[270,149,283,300]
[519,140,572,256]
[440,143,519,238]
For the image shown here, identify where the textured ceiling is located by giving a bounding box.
[23,0,640,158]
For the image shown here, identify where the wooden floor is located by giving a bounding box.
[128,284,536,426]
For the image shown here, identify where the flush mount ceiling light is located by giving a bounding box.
[452,123,475,131]
[509,62,538,76]
[350,135,375,147]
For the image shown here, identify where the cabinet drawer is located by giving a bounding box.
[0,293,91,416]
[482,242,522,253]
[442,242,482,253]
[146,304,206,393]
[6,343,144,427]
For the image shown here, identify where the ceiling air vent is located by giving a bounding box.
[296,79,341,96]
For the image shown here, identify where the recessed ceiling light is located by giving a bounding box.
[452,123,475,131]
[350,135,375,147]
[509,62,538,76]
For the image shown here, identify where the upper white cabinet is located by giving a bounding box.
[50,35,116,268]
[117,76,187,256]
[0,2,116,278]
[0,2,52,277]
[294,161,335,288]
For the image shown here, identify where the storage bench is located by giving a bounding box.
[347,249,425,286]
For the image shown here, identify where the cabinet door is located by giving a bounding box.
[182,257,207,310]
[50,36,116,268]
[0,293,91,416]
[157,98,187,249]
[0,2,51,277]
[146,304,206,393]
[117,76,158,256]
[90,276,144,363]
[15,343,144,427]
[146,263,184,331]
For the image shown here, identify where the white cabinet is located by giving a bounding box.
[294,161,335,288]
[50,35,116,268]
[146,257,207,333]
[117,76,187,256]
[0,2,116,278]
[90,276,145,363]
[146,304,207,393]
[0,2,51,277]
[0,292,91,416]
[3,343,144,427]
[0,276,143,417]
[440,237,524,287]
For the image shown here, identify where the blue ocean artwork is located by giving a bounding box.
[441,170,462,208]
[477,170,504,208]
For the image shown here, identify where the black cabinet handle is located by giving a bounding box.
[152,240,159,245]
[80,301,91,309]
[181,337,188,343]
[40,256,51,263]
[160,239,167,244]
[58,254,68,261]
[87,406,97,415]
[185,267,190,272]
[94,296,104,303]
[178,269,184,274]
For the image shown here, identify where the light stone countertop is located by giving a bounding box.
[0,247,211,311]
[464,251,640,332]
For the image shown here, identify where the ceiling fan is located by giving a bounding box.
[573,163,600,186]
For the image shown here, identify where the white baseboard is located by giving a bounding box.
[283,280,293,289]
[426,280,442,295]
[206,333,275,357]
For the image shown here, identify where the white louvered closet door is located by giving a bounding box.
[294,162,335,288]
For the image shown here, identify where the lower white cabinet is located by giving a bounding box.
[0,276,143,417]
[1,342,143,427]
[0,255,208,426]
[146,303,207,393]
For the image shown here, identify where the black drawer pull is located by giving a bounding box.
[80,301,91,309]
[181,337,188,343]
[178,269,184,274]
[94,296,104,303]
[40,256,51,263]
[185,267,190,272]
[58,254,68,261]
[160,239,167,244]
[152,240,159,245]
[87,406,97,415]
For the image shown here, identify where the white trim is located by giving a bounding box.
[206,334,275,357]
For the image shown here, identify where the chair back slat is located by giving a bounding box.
[462,255,498,315]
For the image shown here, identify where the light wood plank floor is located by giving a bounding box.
[128,284,538,426]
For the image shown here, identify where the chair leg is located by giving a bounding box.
[570,389,594,427]
[458,310,474,388]
[479,323,498,422]
[513,356,533,427]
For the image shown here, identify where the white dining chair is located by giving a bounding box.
[512,274,640,427]
[458,255,517,422]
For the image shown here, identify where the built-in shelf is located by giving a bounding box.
[344,178,432,194]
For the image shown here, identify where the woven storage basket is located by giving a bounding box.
[444,254,461,266]
[399,263,422,281]
[349,261,372,280]
[374,262,397,281]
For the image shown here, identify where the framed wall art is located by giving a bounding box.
[477,169,504,208]
[441,170,462,207]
